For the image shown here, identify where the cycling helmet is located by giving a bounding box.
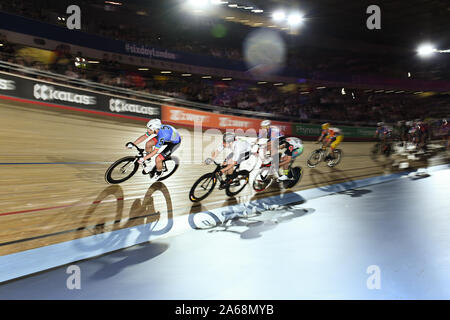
[146,118,161,131]
[377,122,384,127]
[321,123,330,130]
[261,120,271,128]
[223,132,236,143]
[328,128,335,136]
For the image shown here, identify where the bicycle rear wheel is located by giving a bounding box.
[282,166,303,189]
[252,168,274,192]
[307,149,323,168]
[157,156,180,181]
[327,149,342,167]
[189,173,217,202]
[105,156,138,184]
[226,170,250,197]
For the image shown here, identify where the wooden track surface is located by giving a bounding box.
[0,99,410,255]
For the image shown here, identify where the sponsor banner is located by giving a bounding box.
[162,105,292,135]
[0,72,160,118]
[124,43,177,60]
[293,123,376,138]
[108,98,160,116]
[0,78,16,91]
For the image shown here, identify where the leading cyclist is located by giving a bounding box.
[128,118,181,182]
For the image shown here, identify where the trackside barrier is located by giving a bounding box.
[0,69,376,141]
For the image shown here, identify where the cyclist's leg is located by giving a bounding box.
[145,137,157,154]
[155,141,180,176]
[331,135,343,151]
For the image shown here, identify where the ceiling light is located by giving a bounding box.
[287,13,303,26]
[272,11,285,22]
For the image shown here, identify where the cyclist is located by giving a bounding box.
[128,118,181,182]
[374,122,393,140]
[278,137,304,181]
[324,127,344,160]
[318,123,344,160]
[258,119,286,160]
[206,132,252,189]
[317,122,330,144]
[441,119,450,149]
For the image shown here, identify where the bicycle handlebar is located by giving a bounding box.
[127,142,145,154]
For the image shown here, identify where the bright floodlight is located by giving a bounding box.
[417,44,436,57]
[272,10,285,22]
[211,0,227,4]
[187,0,209,8]
[287,13,303,26]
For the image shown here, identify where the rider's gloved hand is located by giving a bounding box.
[125,142,134,149]
[204,157,213,165]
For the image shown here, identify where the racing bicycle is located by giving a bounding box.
[252,155,303,192]
[189,160,250,202]
[105,142,179,184]
[307,144,342,168]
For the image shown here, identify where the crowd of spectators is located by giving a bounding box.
[1,0,449,82]
[1,38,448,126]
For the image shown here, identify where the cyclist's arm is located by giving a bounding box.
[211,149,220,160]
[142,136,164,161]
[211,144,224,160]
[133,134,148,146]
[221,161,236,174]
[317,133,325,142]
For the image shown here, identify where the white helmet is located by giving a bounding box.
[261,120,271,127]
[223,132,236,143]
[146,118,161,131]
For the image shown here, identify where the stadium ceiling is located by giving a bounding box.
[97,0,449,50]
[248,0,450,48]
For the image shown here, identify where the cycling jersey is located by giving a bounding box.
[218,139,251,163]
[284,137,304,159]
[327,127,342,138]
[376,126,392,137]
[146,124,181,149]
[259,125,285,142]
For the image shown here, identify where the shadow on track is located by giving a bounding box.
[73,182,173,252]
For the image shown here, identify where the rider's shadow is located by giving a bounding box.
[210,205,315,239]
[89,242,169,281]
[309,168,357,193]
[337,189,372,198]
[73,182,174,253]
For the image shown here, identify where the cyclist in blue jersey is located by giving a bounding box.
[129,118,181,181]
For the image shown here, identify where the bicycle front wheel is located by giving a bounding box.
[105,156,139,184]
[189,173,217,202]
[307,149,323,168]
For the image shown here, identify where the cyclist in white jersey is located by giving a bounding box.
[206,132,252,188]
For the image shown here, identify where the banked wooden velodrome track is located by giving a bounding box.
[0,98,434,256]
